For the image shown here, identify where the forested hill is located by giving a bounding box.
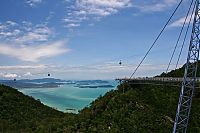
[0,84,75,132]
[157,61,200,77]
[70,83,200,132]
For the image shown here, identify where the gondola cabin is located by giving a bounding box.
[119,60,122,65]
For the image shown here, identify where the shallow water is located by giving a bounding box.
[19,80,118,113]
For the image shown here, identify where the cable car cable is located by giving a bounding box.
[175,1,196,69]
[129,0,184,79]
[166,0,195,73]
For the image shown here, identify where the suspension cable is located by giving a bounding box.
[175,1,196,69]
[166,0,195,73]
[129,0,184,79]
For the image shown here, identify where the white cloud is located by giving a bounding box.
[65,23,80,28]
[135,0,179,12]
[80,0,132,8]
[0,25,6,30]
[0,41,70,62]
[26,0,43,7]
[45,11,55,24]
[7,23,53,44]
[23,72,33,77]
[64,0,132,28]
[0,21,70,62]
[169,13,194,27]
[0,32,13,37]
[0,65,47,70]
[75,0,128,16]
[0,73,18,79]
[15,28,52,44]
[0,21,21,39]
[63,0,181,29]
[0,65,48,79]
[0,64,55,79]
[6,21,18,26]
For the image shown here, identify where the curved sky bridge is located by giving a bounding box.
[117,77,200,82]
[116,77,200,88]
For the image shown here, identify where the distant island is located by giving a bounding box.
[0,78,66,88]
[75,80,114,88]
[75,85,114,88]
[0,78,114,89]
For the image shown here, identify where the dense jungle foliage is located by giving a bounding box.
[0,85,75,133]
[158,61,200,77]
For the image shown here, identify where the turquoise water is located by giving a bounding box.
[19,80,118,113]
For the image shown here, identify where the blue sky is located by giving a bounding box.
[0,0,193,80]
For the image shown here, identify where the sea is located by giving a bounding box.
[18,80,118,113]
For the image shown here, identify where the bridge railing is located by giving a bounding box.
[116,77,200,82]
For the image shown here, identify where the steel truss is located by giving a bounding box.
[173,0,200,132]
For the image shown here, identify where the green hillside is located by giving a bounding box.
[65,83,200,133]
[0,84,75,133]
[158,61,200,77]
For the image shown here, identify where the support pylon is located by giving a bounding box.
[173,1,200,132]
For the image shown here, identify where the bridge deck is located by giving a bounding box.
[116,77,200,88]
[116,77,200,82]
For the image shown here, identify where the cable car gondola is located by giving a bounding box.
[119,60,122,65]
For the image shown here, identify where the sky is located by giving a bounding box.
[0,0,194,80]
